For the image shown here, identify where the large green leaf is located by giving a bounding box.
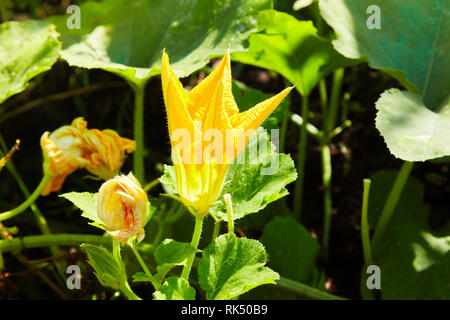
[47,0,271,87]
[368,171,450,299]
[160,129,297,221]
[320,0,449,108]
[0,20,60,103]
[231,9,355,96]
[153,277,196,300]
[260,217,320,283]
[375,89,450,161]
[198,233,279,300]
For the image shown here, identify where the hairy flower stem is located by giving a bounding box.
[361,179,373,266]
[133,84,146,184]
[0,174,51,222]
[0,234,112,253]
[130,244,160,290]
[371,161,414,247]
[181,216,204,280]
[321,142,332,255]
[293,93,309,220]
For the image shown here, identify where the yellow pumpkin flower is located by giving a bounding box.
[82,128,136,180]
[97,172,148,244]
[40,117,135,195]
[161,50,292,217]
[40,118,90,195]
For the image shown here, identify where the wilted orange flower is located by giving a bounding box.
[97,172,148,244]
[40,119,90,195]
[40,117,135,195]
[82,128,136,180]
[162,50,292,217]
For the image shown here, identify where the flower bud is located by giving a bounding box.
[97,172,148,244]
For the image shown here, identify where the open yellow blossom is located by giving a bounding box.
[40,117,135,195]
[97,172,148,244]
[161,50,292,217]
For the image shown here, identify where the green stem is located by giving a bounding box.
[361,179,372,266]
[320,142,332,254]
[371,161,414,247]
[130,245,160,290]
[327,69,344,133]
[0,234,113,253]
[0,174,51,222]
[120,281,142,300]
[293,94,309,220]
[133,85,146,184]
[279,94,290,153]
[277,277,347,300]
[212,219,221,241]
[143,178,160,192]
[181,216,204,280]
[224,194,234,234]
[0,137,66,277]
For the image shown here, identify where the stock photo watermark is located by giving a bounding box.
[66,4,81,30]
[366,264,381,290]
[366,5,381,30]
[66,264,81,290]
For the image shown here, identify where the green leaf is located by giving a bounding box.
[198,233,279,300]
[319,0,449,108]
[231,9,355,96]
[375,89,450,161]
[153,277,196,300]
[47,0,272,87]
[0,20,60,103]
[153,239,197,282]
[260,217,320,283]
[81,244,127,290]
[132,272,152,283]
[155,239,197,265]
[368,171,450,299]
[60,192,102,225]
[211,129,297,221]
[159,165,177,195]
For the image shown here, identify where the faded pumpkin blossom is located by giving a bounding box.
[40,117,135,195]
[82,127,136,180]
[161,50,292,217]
[97,172,148,244]
[0,139,20,172]
[40,118,90,196]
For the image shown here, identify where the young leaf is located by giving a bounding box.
[368,171,450,299]
[320,0,449,108]
[81,244,127,290]
[210,129,297,221]
[60,192,103,226]
[46,0,271,87]
[153,277,196,300]
[231,9,356,96]
[153,239,197,282]
[260,217,320,283]
[198,233,279,300]
[375,89,450,161]
[0,20,61,103]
